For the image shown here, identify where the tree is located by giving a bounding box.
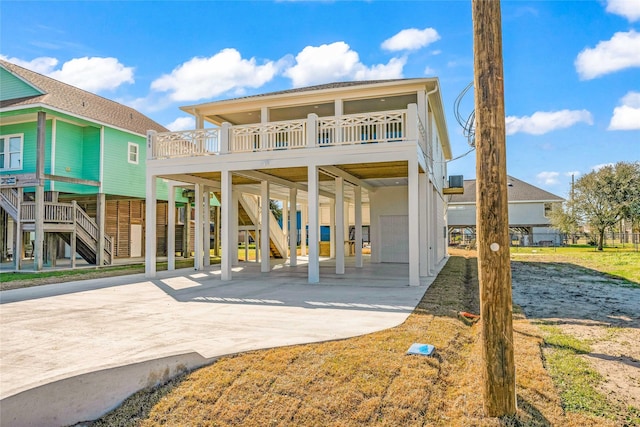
[572,162,640,250]
[548,202,579,243]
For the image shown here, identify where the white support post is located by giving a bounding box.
[335,177,345,275]
[355,186,363,268]
[15,188,22,270]
[408,159,420,286]
[145,175,157,278]
[232,190,239,266]
[221,122,231,154]
[282,197,289,260]
[407,103,418,142]
[329,199,336,259]
[214,205,220,257]
[334,99,343,144]
[168,185,176,271]
[306,113,318,148]
[203,188,210,267]
[308,166,319,283]
[194,183,203,271]
[301,204,308,256]
[419,173,429,277]
[428,183,436,276]
[289,187,298,267]
[221,171,232,280]
[260,180,270,273]
[34,111,45,271]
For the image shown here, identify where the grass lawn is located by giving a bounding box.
[510,245,640,285]
[87,255,617,427]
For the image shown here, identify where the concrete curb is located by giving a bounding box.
[0,352,216,427]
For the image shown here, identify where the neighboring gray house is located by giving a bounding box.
[447,176,564,246]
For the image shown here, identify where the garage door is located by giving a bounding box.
[380,215,408,263]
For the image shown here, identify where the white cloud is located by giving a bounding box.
[49,57,134,92]
[564,171,581,178]
[0,55,58,74]
[151,49,278,102]
[609,91,640,130]
[381,27,440,51]
[424,66,436,76]
[537,171,560,185]
[1,55,134,93]
[283,42,405,87]
[575,30,640,79]
[165,117,196,131]
[505,110,593,135]
[606,0,640,21]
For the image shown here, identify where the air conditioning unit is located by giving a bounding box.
[443,175,464,195]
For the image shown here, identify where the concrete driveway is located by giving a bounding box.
[0,258,441,427]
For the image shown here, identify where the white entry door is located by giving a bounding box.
[131,224,142,257]
[379,215,408,263]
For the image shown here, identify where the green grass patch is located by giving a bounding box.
[538,324,614,419]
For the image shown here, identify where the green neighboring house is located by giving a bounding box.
[0,59,189,270]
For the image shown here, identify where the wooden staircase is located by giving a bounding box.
[0,188,113,265]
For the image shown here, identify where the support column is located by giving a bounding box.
[203,188,210,267]
[308,166,319,283]
[260,180,270,273]
[354,186,363,268]
[71,200,77,269]
[167,186,176,271]
[408,160,420,286]
[419,173,429,277]
[329,199,336,259]
[34,111,46,271]
[221,170,232,280]
[194,183,203,271]
[15,188,22,270]
[335,177,344,274]
[232,190,239,266]
[301,204,307,256]
[183,199,191,259]
[282,197,289,260]
[96,192,106,266]
[289,188,298,266]
[145,175,157,278]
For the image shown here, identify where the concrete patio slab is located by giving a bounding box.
[0,257,445,426]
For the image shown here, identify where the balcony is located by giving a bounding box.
[148,105,432,163]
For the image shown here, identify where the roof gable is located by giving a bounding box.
[0,59,167,136]
[0,67,44,101]
[449,176,564,203]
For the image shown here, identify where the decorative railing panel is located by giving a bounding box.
[153,129,219,158]
[317,110,406,146]
[231,119,307,153]
[1,188,19,210]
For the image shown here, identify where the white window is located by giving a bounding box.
[128,142,139,164]
[0,134,23,171]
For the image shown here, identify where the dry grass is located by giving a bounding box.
[88,255,614,427]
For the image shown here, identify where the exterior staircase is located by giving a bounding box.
[0,188,112,265]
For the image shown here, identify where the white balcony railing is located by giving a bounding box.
[231,119,307,153]
[147,106,429,160]
[151,128,220,159]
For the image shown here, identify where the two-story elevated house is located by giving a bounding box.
[0,59,186,270]
[145,79,452,286]
[447,176,565,247]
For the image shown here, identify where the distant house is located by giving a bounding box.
[0,59,188,270]
[145,78,452,285]
[447,176,565,246]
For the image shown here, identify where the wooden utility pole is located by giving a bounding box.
[472,0,517,416]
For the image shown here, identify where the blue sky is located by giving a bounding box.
[1,0,639,198]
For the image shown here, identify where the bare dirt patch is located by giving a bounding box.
[511,259,640,414]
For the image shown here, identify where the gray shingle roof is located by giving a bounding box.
[449,176,564,203]
[0,59,167,135]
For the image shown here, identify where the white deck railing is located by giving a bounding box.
[151,128,220,159]
[317,110,406,146]
[231,119,307,153]
[147,107,428,160]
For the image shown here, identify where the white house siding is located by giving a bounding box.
[508,202,550,226]
[447,204,476,226]
[435,190,447,262]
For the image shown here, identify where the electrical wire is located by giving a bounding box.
[453,81,476,148]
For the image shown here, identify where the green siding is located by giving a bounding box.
[0,68,43,101]
[0,121,51,175]
[101,127,146,198]
[53,120,98,195]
